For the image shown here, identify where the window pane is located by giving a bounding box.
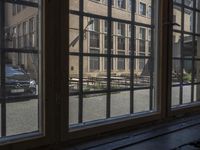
[134,89,151,113]
[69,14,79,53]
[196,12,200,34]
[111,91,130,117]
[83,94,106,122]
[1,1,42,137]
[172,32,181,58]
[171,86,180,106]
[184,9,193,32]
[173,5,182,31]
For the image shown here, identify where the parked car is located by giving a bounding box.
[1,64,37,97]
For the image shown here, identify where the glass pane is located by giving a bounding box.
[172,32,181,58]
[84,0,107,16]
[6,99,39,136]
[183,60,192,83]
[69,0,79,11]
[183,34,193,59]
[184,0,193,8]
[111,58,130,90]
[183,85,192,104]
[134,89,150,113]
[195,36,200,58]
[194,84,200,101]
[112,0,132,21]
[69,96,79,125]
[195,12,200,34]
[184,9,193,32]
[194,60,200,83]
[1,2,42,137]
[69,14,79,52]
[83,94,106,122]
[172,59,181,85]
[173,5,182,31]
[134,58,151,88]
[171,86,180,106]
[69,56,79,93]
[111,91,130,117]
[83,56,107,92]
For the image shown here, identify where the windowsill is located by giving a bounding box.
[67,114,200,149]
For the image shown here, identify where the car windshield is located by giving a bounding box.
[6,66,25,77]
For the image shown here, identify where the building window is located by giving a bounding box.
[23,21,28,48]
[139,2,146,16]
[117,0,126,9]
[29,18,35,48]
[140,27,146,40]
[89,18,100,32]
[12,4,16,16]
[117,52,125,70]
[148,6,152,17]
[90,49,100,71]
[117,23,125,36]
[0,0,42,143]
[90,32,100,48]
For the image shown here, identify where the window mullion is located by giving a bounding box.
[78,0,84,123]
[0,0,6,137]
[106,0,112,118]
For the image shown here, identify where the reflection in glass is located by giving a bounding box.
[196,12,200,34]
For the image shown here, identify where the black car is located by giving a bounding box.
[1,65,37,97]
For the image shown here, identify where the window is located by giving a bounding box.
[139,2,146,16]
[12,4,16,16]
[23,21,28,48]
[68,0,158,129]
[89,18,100,32]
[148,6,151,17]
[90,49,100,71]
[140,27,146,40]
[29,18,34,47]
[117,22,125,36]
[117,0,126,9]
[171,0,200,107]
[90,32,100,48]
[117,52,125,70]
[0,0,42,143]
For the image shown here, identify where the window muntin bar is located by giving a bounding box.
[69,0,158,127]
